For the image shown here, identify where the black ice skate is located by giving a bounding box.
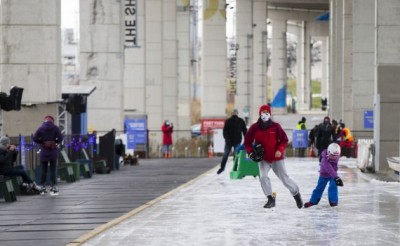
[264,195,275,208]
[294,192,303,209]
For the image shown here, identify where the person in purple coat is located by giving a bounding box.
[304,143,344,208]
[33,115,63,195]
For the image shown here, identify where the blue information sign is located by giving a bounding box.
[292,130,308,148]
[364,110,373,129]
[125,118,147,149]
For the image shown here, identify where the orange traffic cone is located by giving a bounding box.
[208,144,214,158]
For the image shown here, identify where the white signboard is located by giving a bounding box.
[213,129,225,153]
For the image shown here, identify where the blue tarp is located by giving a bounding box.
[316,12,329,21]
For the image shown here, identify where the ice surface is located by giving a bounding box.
[84,158,400,246]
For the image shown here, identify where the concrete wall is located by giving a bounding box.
[176,0,191,134]
[352,0,375,135]
[200,0,227,118]
[235,0,267,124]
[0,0,61,136]
[374,0,400,172]
[80,0,124,133]
[3,104,58,136]
[342,0,353,128]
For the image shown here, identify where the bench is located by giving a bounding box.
[80,149,109,174]
[60,150,89,180]
[0,175,17,202]
[58,166,76,183]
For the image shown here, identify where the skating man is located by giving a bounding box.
[244,105,303,209]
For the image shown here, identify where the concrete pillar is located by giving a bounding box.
[0,0,61,135]
[330,0,343,120]
[123,0,146,117]
[80,0,124,133]
[295,22,305,110]
[375,0,400,172]
[176,0,191,133]
[320,36,329,101]
[235,0,252,121]
[352,0,375,135]
[271,18,287,114]
[200,0,227,118]
[342,0,353,128]
[250,0,267,122]
[162,0,178,129]
[143,0,164,131]
[303,22,311,110]
[0,0,61,102]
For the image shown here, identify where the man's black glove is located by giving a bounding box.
[335,177,344,187]
[248,151,263,162]
[253,143,264,156]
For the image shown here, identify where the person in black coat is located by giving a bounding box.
[316,116,336,161]
[0,136,42,192]
[217,109,247,174]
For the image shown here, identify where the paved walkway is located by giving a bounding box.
[81,157,400,246]
[0,158,217,246]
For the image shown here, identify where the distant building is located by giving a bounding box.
[62,28,79,85]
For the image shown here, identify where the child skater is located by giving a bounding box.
[304,142,344,208]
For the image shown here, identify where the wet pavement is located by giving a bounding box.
[82,157,400,246]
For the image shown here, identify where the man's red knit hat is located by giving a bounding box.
[259,105,271,115]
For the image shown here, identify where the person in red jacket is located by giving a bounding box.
[161,120,173,158]
[244,105,303,209]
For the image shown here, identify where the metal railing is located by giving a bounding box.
[7,128,372,170]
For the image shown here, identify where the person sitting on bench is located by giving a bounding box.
[0,136,42,192]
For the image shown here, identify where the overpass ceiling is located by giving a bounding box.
[267,0,329,11]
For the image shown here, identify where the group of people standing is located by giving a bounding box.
[309,117,354,159]
[0,115,63,196]
[217,105,345,210]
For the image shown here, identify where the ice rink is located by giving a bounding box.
[83,157,400,246]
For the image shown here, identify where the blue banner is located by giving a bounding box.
[364,110,373,129]
[125,118,147,149]
[271,86,287,108]
[127,133,136,149]
[125,118,147,132]
[292,130,308,148]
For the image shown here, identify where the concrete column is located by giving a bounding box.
[331,0,343,120]
[303,22,311,110]
[250,0,267,122]
[123,0,146,116]
[342,0,353,127]
[375,0,400,172]
[320,36,329,101]
[235,0,252,122]
[295,22,305,110]
[176,0,191,133]
[0,0,61,135]
[271,18,287,114]
[352,0,375,135]
[80,0,124,133]
[162,0,178,129]
[0,0,61,103]
[200,0,227,118]
[143,0,163,131]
